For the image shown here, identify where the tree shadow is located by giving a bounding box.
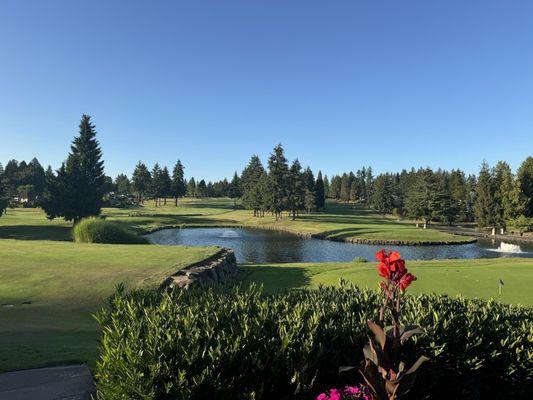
[0,225,72,241]
[238,264,312,293]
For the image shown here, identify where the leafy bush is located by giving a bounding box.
[95,285,532,400]
[508,215,533,234]
[73,217,147,244]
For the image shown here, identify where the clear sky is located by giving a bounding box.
[1,0,532,181]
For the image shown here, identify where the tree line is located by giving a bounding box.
[325,159,533,231]
[1,114,531,233]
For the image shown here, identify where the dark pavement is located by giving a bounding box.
[0,365,95,400]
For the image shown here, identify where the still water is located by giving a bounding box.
[146,227,533,263]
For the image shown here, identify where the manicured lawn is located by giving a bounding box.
[240,258,533,306]
[1,199,473,244]
[103,198,472,244]
[0,239,218,372]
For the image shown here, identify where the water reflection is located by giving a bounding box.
[146,228,533,263]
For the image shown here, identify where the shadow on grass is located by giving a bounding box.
[238,264,311,293]
[0,225,72,241]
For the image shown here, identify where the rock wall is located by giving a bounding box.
[159,248,238,291]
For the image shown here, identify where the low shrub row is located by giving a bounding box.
[94,284,532,399]
[73,217,147,244]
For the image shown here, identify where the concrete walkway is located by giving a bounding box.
[0,365,95,400]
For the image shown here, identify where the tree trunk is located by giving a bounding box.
[175,197,178,206]
[154,198,158,207]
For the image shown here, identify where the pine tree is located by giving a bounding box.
[187,177,197,197]
[42,115,105,223]
[171,160,186,206]
[287,159,305,219]
[197,179,207,198]
[115,174,131,195]
[330,175,342,200]
[474,161,497,229]
[365,167,374,204]
[315,171,325,209]
[132,162,151,203]
[494,162,525,225]
[150,163,163,206]
[349,180,358,202]
[340,173,351,202]
[160,167,172,205]
[432,172,458,225]
[228,172,242,207]
[404,168,437,226]
[267,144,289,220]
[304,188,316,214]
[372,175,395,214]
[517,156,533,217]
[323,175,331,200]
[449,169,468,221]
[241,155,266,216]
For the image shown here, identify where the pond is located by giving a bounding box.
[146,227,533,263]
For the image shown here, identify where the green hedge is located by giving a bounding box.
[73,217,147,244]
[95,284,532,399]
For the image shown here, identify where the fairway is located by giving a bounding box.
[240,258,533,306]
[0,239,218,372]
[103,198,473,244]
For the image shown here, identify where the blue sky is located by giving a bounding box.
[1,0,532,181]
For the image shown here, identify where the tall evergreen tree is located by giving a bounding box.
[228,172,242,207]
[404,168,437,226]
[160,166,172,205]
[267,144,289,220]
[42,115,105,223]
[287,159,305,220]
[197,179,207,198]
[315,171,325,209]
[115,174,131,195]
[132,162,151,203]
[365,166,374,204]
[340,173,351,202]
[241,155,266,216]
[474,161,498,229]
[330,175,342,199]
[187,177,197,197]
[517,156,533,217]
[372,175,395,214]
[171,160,186,206]
[432,172,458,225]
[149,163,163,206]
[323,175,330,199]
[349,180,358,202]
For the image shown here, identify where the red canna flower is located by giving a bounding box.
[377,262,391,279]
[399,272,417,291]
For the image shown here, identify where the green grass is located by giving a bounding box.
[1,199,473,244]
[240,258,533,306]
[0,239,218,372]
[102,198,472,244]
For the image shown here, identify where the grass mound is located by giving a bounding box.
[73,217,147,244]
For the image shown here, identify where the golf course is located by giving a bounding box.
[1,198,532,372]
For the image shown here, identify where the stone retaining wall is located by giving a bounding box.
[159,247,238,291]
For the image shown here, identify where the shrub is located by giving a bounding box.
[73,217,147,244]
[94,284,532,399]
[508,215,533,234]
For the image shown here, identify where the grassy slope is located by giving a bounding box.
[102,198,472,244]
[0,239,218,372]
[240,258,533,306]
